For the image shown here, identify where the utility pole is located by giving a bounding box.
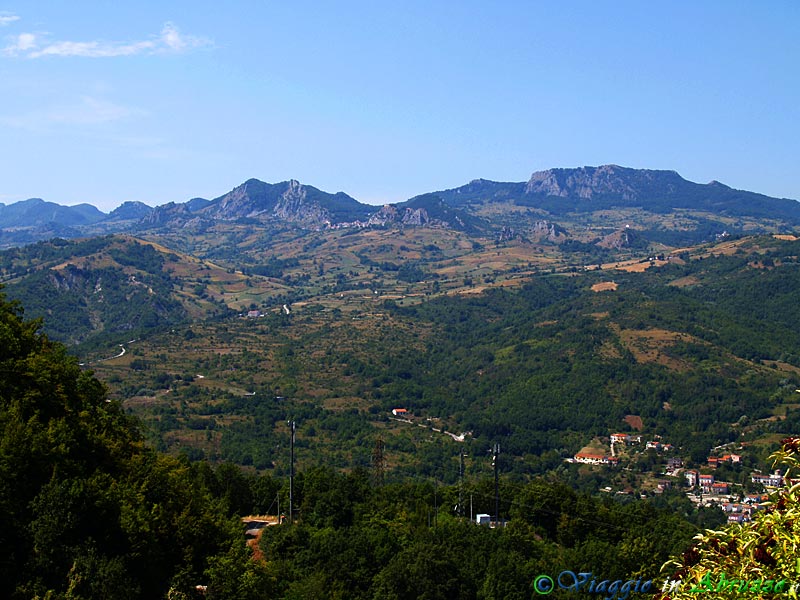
[492,442,500,527]
[288,419,295,524]
[470,493,473,522]
[458,449,465,518]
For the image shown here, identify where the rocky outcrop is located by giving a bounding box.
[140,202,195,228]
[531,220,566,241]
[367,205,438,227]
[200,179,364,229]
[524,164,687,200]
[527,165,635,199]
[272,180,332,229]
[597,226,644,249]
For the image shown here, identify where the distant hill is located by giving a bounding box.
[0,235,230,345]
[434,165,800,220]
[429,178,527,208]
[521,165,800,220]
[146,179,373,229]
[368,193,484,232]
[0,198,104,228]
[2,166,798,249]
[105,201,154,222]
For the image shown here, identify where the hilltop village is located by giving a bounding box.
[569,431,789,522]
[389,403,789,526]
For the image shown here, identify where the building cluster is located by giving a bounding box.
[750,469,785,488]
[572,452,620,466]
[706,453,742,468]
[610,433,674,451]
[720,495,768,523]
[684,471,731,495]
[571,433,676,467]
[572,432,798,509]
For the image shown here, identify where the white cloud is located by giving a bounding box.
[159,22,203,52]
[3,32,38,55]
[0,13,20,26]
[0,96,146,130]
[28,39,156,58]
[2,22,210,58]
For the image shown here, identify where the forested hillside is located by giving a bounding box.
[2,226,799,598]
[50,236,794,487]
[1,231,797,493]
[0,290,720,598]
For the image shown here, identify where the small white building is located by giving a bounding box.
[476,513,491,526]
[751,471,784,488]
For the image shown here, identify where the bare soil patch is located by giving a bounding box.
[668,275,699,288]
[612,259,669,273]
[617,328,698,371]
[624,415,644,431]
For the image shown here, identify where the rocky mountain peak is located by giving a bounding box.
[274,181,331,228]
[524,164,688,201]
[526,165,636,199]
[597,225,645,249]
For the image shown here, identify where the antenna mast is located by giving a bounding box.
[493,442,500,527]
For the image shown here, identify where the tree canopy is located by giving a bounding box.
[0,292,240,598]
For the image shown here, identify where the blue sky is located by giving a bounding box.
[0,1,798,211]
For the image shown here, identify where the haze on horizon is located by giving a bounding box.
[0,1,797,212]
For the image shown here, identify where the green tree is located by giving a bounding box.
[0,292,240,599]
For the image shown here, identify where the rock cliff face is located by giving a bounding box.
[597,226,644,249]
[524,165,684,200]
[199,179,369,229]
[367,204,399,226]
[531,220,566,241]
[141,202,195,228]
[272,180,332,229]
[368,205,436,227]
[497,220,566,243]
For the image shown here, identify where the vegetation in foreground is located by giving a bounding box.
[663,439,800,600]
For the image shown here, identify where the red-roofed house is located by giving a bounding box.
[574,453,606,465]
[712,482,730,495]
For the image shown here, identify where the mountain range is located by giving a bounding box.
[2,165,799,249]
